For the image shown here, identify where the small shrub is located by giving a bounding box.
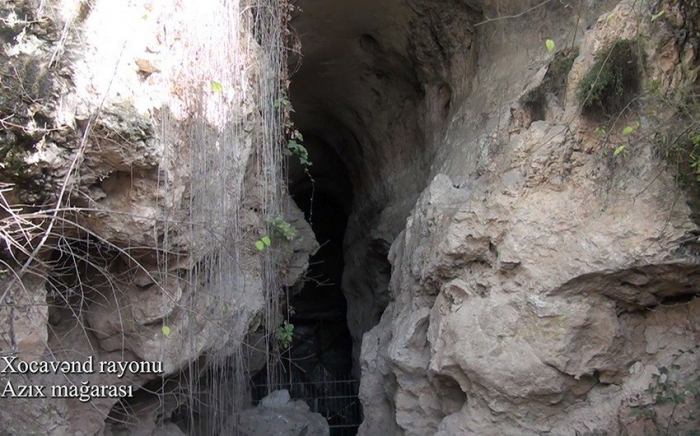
[276,320,294,349]
[520,86,547,122]
[578,39,642,117]
[662,128,700,190]
[267,215,297,241]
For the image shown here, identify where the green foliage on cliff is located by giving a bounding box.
[268,215,297,241]
[276,320,294,349]
[661,123,700,189]
[630,347,700,434]
[578,39,641,116]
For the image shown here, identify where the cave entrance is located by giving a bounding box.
[250,0,464,429]
[287,146,354,383]
[252,135,360,434]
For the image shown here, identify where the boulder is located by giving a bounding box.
[236,390,329,436]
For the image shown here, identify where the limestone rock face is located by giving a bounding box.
[360,165,698,434]
[2,0,699,434]
[357,1,700,435]
[0,0,308,434]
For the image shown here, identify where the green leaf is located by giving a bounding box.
[545,39,555,53]
[255,240,265,251]
[613,145,626,157]
[262,236,271,246]
[623,122,640,136]
[211,81,223,93]
[651,10,666,22]
[162,325,171,338]
[277,97,295,112]
[622,122,640,136]
[691,134,700,146]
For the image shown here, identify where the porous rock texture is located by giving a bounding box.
[339,1,700,435]
[2,0,700,434]
[288,0,698,434]
[1,0,314,434]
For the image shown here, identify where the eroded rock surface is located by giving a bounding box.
[1,0,308,434]
[357,1,700,434]
[2,0,699,434]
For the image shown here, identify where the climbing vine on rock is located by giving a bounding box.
[278,93,316,223]
[277,96,312,171]
[631,347,700,434]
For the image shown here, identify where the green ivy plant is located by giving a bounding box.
[276,320,294,349]
[278,94,316,223]
[275,96,295,113]
[255,236,271,251]
[267,215,297,241]
[276,96,313,170]
[288,131,311,167]
[630,347,700,434]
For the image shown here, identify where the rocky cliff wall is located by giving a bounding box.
[356,0,700,434]
[0,0,313,434]
[1,0,699,434]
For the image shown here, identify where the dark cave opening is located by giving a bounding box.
[248,0,482,432]
[285,133,355,382]
[287,185,354,381]
[289,135,359,427]
[251,135,360,434]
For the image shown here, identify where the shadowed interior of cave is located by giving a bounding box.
[284,133,355,382]
[245,0,465,430]
[106,0,473,431]
[287,143,354,381]
[251,136,360,434]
